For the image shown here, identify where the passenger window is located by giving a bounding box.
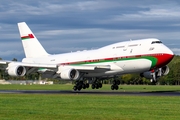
[149,47,154,51]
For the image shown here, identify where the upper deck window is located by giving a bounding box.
[151,41,162,44]
[116,46,125,48]
[128,44,138,47]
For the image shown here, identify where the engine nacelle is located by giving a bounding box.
[60,68,80,80]
[140,71,152,79]
[8,65,26,76]
[140,65,169,80]
[161,65,169,76]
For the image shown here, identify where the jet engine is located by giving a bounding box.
[7,65,26,76]
[160,65,170,76]
[60,68,80,80]
[140,65,169,81]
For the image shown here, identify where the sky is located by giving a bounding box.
[0,0,180,61]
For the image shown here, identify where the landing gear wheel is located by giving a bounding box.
[73,79,91,91]
[111,85,114,90]
[92,84,95,89]
[116,80,120,85]
[111,78,120,90]
[95,84,99,89]
[115,85,119,90]
[86,83,89,88]
[77,86,82,91]
[91,78,103,90]
[73,86,77,91]
[98,83,102,88]
[82,84,86,89]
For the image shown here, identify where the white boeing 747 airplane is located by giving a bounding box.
[0,22,174,91]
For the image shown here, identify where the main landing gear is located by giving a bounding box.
[73,77,120,91]
[73,81,89,91]
[73,78,103,91]
[111,79,120,90]
[91,79,102,89]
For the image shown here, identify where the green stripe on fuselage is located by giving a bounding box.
[141,56,157,68]
[69,56,158,68]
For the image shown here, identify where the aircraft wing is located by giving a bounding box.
[0,60,111,77]
[40,64,111,79]
[1,60,110,70]
[0,60,57,69]
[0,60,57,76]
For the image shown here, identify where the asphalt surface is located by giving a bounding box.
[0,90,180,96]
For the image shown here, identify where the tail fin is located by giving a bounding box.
[17,22,49,58]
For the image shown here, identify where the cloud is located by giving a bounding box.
[171,48,180,55]
[0,50,24,60]
[0,0,180,60]
[100,5,180,24]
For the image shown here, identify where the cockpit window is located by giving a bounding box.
[151,41,162,44]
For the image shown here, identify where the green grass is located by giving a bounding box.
[0,84,180,92]
[0,85,180,120]
[0,94,180,120]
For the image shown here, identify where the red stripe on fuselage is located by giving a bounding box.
[104,58,114,61]
[59,53,174,68]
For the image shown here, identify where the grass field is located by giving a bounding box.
[0,84,180,120]
[0,84,180,91]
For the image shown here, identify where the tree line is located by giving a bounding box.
[0,56,180,85]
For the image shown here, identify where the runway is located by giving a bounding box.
[0,90,180,96]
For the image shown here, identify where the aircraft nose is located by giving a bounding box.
[156,47,174,68]
[167,47,174,56]
[166,46,174,59]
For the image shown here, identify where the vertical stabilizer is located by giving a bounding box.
[18,22,49,58]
